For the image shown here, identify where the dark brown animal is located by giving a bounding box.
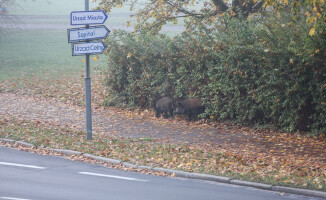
[155,97,174,118]
[174,98,205,121]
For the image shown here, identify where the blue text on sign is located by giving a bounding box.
[70,11,108,25]
[67,25,110,43]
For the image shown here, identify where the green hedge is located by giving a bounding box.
[104,14,326,134]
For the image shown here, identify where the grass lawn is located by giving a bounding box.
[0,28,106,80]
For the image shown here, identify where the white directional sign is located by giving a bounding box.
[70,10,108,25]
[72,41,107,56]
[68,25,110,43]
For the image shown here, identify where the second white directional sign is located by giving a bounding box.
[68,25,110,43]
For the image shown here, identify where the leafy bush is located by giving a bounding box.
[104,13,326,134]
[202,14,326,133]
[105,30,178,108]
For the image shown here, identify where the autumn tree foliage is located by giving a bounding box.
[97,0,325,34]
[97,0,264,32]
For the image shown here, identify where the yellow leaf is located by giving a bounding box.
[315,49,320,54]
[126,21,132,27]
[283,0,288,4]
[262,1,268,7]
[82,58,86,63]
[210,115,214,119]
[322,84,326,89]
[309,27,315,36]
[116,4,122,8]
[210,16,216,22]
[200,32,205,36]
[127,53,133,58]
[93,56,98,61]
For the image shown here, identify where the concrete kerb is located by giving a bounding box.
[138,165,154,170]
[153,167,191,178]
[83,153,122,165]
[189,173,230,184]
[230,180,272,190]
[121,162,138,169]
[1,137,326,199]
[15,141,35,148]
[273,186,326,199]
[50,148,83,156]
[0,138,15,144]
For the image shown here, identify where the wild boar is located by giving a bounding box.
[174,98,205,121]
[155,96,174,118]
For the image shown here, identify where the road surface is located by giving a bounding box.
[0,146,322,200]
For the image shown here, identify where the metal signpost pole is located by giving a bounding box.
[69,2,108,141]
[85,0,92,140]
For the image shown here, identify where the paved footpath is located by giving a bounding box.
[0,93,250,146]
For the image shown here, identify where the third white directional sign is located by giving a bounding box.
[68,25,110,43]
[70,10,108,25]
[72,41,106,56]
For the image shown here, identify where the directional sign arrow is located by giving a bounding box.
[68,25,110,43]
[70,10,108,25]
[72,41,107,56]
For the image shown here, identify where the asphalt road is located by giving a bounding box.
[0,146,322,200]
